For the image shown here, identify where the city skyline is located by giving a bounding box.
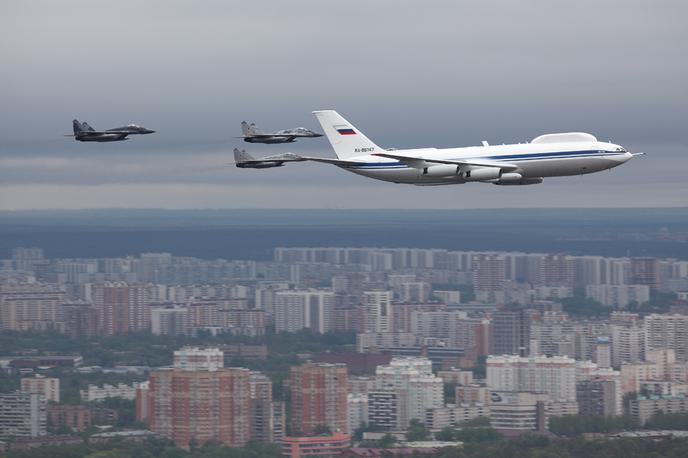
[3,241,688,453]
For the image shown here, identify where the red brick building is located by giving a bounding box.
[147,367,250,448]
[289,363,348,436]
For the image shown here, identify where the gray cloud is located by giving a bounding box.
[0,0,686,209]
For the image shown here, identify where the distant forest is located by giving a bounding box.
[1,208,687,260]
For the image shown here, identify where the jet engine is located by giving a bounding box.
[492,173,543,185]
[421,164,460,177]
[462,167,502,182]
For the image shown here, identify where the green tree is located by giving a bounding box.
[406,419,431,441]
[377,433,396,448]
[455,427,501,443]
[435,426,457,441]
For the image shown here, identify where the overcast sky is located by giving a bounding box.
[1,0,686,210]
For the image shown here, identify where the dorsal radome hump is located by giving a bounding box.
[531,132,597,144]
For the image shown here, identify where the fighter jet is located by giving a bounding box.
[238,121,323,144]
[233,148,304,168]
[68,119,156,142]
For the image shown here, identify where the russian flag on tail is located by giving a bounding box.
[334,125,356,135]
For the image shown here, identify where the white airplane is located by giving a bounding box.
[235,110,642,185]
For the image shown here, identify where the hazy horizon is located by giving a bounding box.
[2,1,686,210]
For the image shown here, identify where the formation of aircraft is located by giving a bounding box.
[68,119,155,142]
[66,112,641,187]
[238,121,323,144]
[234,110,643,186]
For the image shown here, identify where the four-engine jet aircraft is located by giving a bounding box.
[69,119,156,142]
[238,121,322,144]
[233,148,304,168]
[236,110,641,186]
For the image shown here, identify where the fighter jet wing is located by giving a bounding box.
[76,131,110,135]
[372,152,519,171]
[238,134,293,138]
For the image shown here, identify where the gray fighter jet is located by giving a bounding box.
[238,121,322,144]
[233,148,304,168]
[68,119,156,142]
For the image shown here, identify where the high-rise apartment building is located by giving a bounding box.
[486,355,577,403]
[249,372,274,443]
[491,309,534,356]
[20,376,60,403]
[91,282,150,335]
[631,257,660,290]
[576,380,618,416]
[539,254,575,288]
[358,291,394,333]
[0,391,47,438]
[472,254,506,292]
[274,289,334,334]
[0,284,66,331]
[370,357,443,431]
[151,306,189,336]
[147,348,250,448]
[289,363,348,436]
[644,314,688,363]
[611,322,645,367]
[61,303,99,339]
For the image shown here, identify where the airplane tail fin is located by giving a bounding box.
[241,121,263,136]
[81,121,96,132]
[72,119,82,135]
[312,110,382,159]
[241,121,252,136]
[248,123,262,135]
[233,148,254,163]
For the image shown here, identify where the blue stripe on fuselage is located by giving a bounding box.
[346,149,624,169]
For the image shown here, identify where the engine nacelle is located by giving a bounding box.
[493,175,543,185]
[462,167,501,182]
[492,172,523,183]
[422,164,460,177]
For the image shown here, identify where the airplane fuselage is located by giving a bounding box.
[339,141,632,185]
[236,161,285,168]
[244,136,296,144]
[75,134,129,142]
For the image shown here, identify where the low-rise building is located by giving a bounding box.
[281,433,351,458]
[425,403,490,430]
[80,383,139,402]
[489,391,548,433]
[628,395,688,425]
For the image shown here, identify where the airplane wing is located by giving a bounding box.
[237,134,294,138]
[297,156,364,166]
[76,131,109,135]
[372,152,519,171]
